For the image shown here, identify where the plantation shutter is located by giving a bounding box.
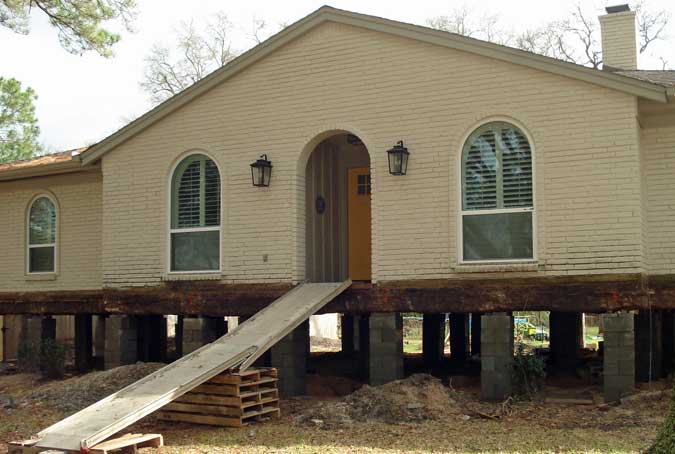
[500,127,533,208]
[173,156,221,229]
[462,131,498,210]
[204,159,220,226]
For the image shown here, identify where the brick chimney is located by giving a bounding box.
[599,4,637,70]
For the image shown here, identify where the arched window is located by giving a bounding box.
[461,122,534,261]
[170,154,221,272]
[28,196,57,273]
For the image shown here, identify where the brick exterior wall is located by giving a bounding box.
[0,21,665,292]
[94,21,644,287]
[642,122,675,274]
[0,171,102,291]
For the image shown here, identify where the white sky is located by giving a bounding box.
[0,0,673,151]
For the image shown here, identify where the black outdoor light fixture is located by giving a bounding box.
[250,154,273,187]
[387,141,409,176]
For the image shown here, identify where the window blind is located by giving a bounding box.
[463,131,497,210]
[462,125,532,210]
[501,127,532,208]
[174,155,221,229]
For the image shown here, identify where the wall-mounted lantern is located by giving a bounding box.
[387,141,409,176]
[250,154,272,187]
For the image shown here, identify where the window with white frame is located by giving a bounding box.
[461,122,534,261]
[170,154,221,272]
[28,196,57,273]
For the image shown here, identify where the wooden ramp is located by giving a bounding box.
[31,281,351,452]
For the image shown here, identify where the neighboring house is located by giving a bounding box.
[1,5,674,401]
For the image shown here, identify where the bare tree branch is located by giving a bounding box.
[140,12,237,104]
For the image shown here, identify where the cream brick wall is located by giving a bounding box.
[599,11,638,70]
[642,117,675,274]
[99,21,643,287]
[0,171,102,291]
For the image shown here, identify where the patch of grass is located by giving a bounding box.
[403,338,422,353]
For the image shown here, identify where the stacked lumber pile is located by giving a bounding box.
[157,367,280,427]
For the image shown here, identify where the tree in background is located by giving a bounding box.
[427,1,671,69]
[141,13,237,104]
[140,12,286,104]
[0,0,137,57]
[0,77,41,163]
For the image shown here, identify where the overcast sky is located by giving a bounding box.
[1,0,673,152]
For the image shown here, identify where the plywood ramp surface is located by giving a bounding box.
[33,281,351,452]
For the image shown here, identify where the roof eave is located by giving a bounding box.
[328,9,669,102]
[80,7,332,166]
[0,158,92,182]
[80,6,670,165]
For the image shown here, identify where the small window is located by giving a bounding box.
[28,196,57,273]
[461,122,534,261]
[170,154,221,272]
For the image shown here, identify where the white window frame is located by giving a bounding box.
[167,152,223,274]
[26,194,58,275]
[457,118,537,265]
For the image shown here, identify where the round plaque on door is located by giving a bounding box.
[316,195,326,214]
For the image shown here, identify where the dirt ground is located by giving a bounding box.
[0,365,669,454]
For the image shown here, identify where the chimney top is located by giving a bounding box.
[605,4,631,14]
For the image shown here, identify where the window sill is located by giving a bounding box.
[25,273,58,281]
[162,272,222,282]
[454,262,539,273]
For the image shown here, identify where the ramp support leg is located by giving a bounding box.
[481,313,514,401]
[366,313,404,386]
[270,320,309,397]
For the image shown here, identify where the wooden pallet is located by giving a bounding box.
[8,433,163,454]
[157,367,280,427]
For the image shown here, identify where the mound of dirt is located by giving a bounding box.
[27,363,165,415]
[298,374,463,427]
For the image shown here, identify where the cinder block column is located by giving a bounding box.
[603,312,635,402]
[471,314,482,356]
[550,312,583,370]
[74,315,93,372]
[481,313,514,401]
[450,313,470,362]
[270,320,309,397]
[22,316,43,348]
[104,315,138,370]
[367,313,404,386]
[635,310,663,381]
[663,310,675,376]
[182,316,220,355]
[423,314,445,369]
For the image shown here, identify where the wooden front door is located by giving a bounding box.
[347,167,372,281]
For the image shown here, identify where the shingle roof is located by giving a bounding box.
[616,70,675,87]
[0,148,86,172]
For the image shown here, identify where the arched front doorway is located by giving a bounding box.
[305,132,371,282]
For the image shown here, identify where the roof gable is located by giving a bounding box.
[81,5,671,165]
